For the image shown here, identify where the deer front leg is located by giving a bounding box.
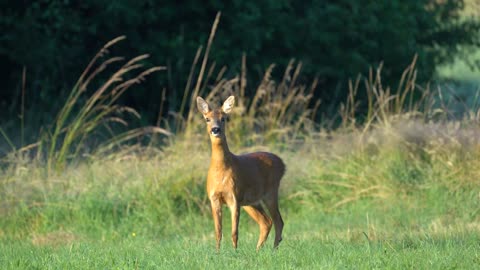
[230,202,240,249]
[210,198,222,251]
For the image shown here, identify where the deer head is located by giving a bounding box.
[196,96,235,141]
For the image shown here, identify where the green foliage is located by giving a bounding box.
[1,0,479,144]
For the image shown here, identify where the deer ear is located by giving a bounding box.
[222,96,235,114]
[196,97,210,114]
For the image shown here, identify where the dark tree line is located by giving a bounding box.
[1,0,479,130]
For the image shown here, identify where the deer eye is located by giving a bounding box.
[205,118,210,122]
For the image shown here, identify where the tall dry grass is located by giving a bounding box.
[2,36,172,173]
[1,16,480,242]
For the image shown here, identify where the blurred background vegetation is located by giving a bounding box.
[1,0,479,149]
[1,2,480,263]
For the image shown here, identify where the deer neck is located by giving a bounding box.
[210,137,233,166]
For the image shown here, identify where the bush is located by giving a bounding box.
[1,0,479,140]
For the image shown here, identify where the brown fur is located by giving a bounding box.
[197,96,286,251]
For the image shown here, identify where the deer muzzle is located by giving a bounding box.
[211,127,221,136]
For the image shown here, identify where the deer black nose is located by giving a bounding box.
[211,127,221,135]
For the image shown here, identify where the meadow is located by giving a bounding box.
[1,38,480,269]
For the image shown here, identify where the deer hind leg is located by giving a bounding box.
[243,204,272,250]
[265,194,284,248]
[210,198,223,251]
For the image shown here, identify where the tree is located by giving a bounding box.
[0,0,478,129]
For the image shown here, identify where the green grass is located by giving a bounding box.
[1,38,480,269]
[1,185,479,270]
[1,232,479,269]
[1,140,479,269]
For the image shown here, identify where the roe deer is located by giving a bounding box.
[196,95,286,251]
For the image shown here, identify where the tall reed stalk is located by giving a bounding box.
[44,36,170,173]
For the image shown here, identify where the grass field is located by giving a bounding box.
[1,153,479,270]
[2,231,479,269]
[1,39,480,269]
